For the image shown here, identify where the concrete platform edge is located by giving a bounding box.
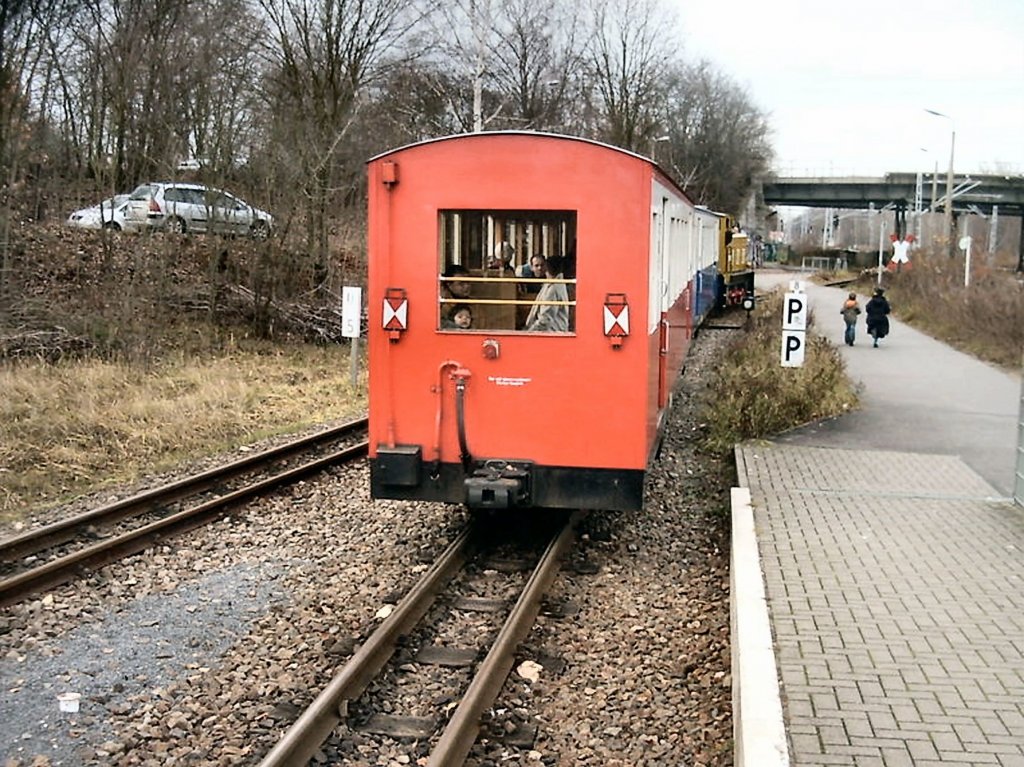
[731,460,790,766]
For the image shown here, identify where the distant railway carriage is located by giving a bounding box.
[367,132,722,512]
[715,216,756,309]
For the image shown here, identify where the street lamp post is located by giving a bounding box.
[919,148,939,212]
[914,149,928,242]
[650,135,670,162]
[925,109,955,255]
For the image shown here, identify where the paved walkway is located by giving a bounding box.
[735,271,1024,766]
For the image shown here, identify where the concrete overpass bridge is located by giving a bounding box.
[762,172,1024,214]
[761,172,1024,267]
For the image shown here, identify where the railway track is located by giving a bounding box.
[259,510,583,767]
[0,417,369,607]
[703,303,753,331]
[823,277,856,288]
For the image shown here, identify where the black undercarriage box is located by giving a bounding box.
[374,444,422,487]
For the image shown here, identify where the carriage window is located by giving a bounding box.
[438,210,576,333]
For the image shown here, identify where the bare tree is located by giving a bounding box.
[1,0,78,303]
[423,0,588,134]
[585,0,675,151]
[1,0,775,233]
[27,0,263,197]
[370,61,470,140]
[1,0,82,182]
[1,0,37,178]
[487,0,588,132]
[256,0,426,259]
[423,0,497,132]
[168,0,266,174]
[111,1,194,183]
[661,60,773,215]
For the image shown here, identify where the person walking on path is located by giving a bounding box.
[864,287,891,348]
[840,291,861,346]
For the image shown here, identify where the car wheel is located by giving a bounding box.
[250,220,270,240]
[165,217,186,235]
[102,221,121,231]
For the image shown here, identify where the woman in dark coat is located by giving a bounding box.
[864,287,891,348]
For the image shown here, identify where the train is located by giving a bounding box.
[718,221,756,310]
[366,132,753,512]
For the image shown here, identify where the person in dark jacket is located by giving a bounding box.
[864,287,891,348]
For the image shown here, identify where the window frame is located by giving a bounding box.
[437,208,577,334]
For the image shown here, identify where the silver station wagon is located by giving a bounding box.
[124,182,273,239]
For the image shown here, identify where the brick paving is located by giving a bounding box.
[737,444,1024,766]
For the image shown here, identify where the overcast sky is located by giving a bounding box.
[669,0,1024,177]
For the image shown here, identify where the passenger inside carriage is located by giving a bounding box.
[441,303,473,330]
[524,256,570,332]
[488,242,516,276]
[517,254,547,294]
[441,264,472,300]
[437,209,576,333]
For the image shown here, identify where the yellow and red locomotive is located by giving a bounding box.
[367,132,723,512]
[717,217,756,309]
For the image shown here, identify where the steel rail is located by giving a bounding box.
[0,417,367,563]
[823,278,856,289]
[257,528,474,767]
[428,513,580,766]
[0,441,368,608]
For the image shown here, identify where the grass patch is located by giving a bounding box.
[0,338,365,519]
[859,255,1023,370]
[700,291,858,453]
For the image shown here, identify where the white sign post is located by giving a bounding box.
[781,289,808,368]
[1016,372,1024,509]
[959,236,972,287]
[341,286,362,387]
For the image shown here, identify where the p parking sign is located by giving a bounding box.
[781,291,807,368]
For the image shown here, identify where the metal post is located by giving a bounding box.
[945,130,955,256]
[471,0,488,132]
[960,216,972,288]
[650,135,670,162]
[877,209,885,285]
[988,205,998,255]
[925,110,955,255]
[349,336,360,388]
[930,162,938,212]
[1016,362,1024,508]
[1019,224,1024,274]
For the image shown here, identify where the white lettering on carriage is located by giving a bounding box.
[488,376,532,387]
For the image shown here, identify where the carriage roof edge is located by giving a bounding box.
[366,131,697,206]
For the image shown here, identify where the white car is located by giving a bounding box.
[176,158,207,171]
[123,182,273,239]
[66,194,130,230]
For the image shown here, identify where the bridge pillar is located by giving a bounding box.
[894,202,907,240]
[1017,211,1024,273]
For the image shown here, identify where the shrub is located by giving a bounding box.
[865,254,1023,369]
[700,291,858,454]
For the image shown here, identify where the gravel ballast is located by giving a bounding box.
[0,325,737,767]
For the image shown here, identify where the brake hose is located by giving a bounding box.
[454,373,472,469]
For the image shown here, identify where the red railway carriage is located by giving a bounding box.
[367,132,719,512]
